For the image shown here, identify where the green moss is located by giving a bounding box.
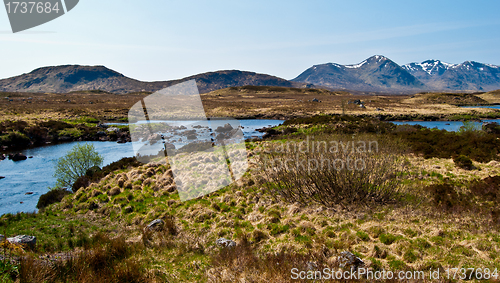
[57,128,83,138]
[379,233,400,245]
[356,231,370,241]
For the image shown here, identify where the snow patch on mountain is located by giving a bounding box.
[345,60,367,69]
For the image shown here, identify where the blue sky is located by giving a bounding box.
[0,0,499,81]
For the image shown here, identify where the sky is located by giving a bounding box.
[0,0,499,82]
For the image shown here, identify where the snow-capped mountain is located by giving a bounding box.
[403,60,500,91]
[402,60,455,77]
[292,55,426,93]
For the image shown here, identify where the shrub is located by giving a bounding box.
[54,143,104,191]
[469,176,500,201]
[453,155,473,170]
[426,183,470,211]
[17,233,147,282]
[260,134,404,208]
[395,127,500,163]
[0,131,30,147]
[36,188,71,209]
[251,229,268,242]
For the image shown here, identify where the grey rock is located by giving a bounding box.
[306,261,318,270]
[338,251,364,269]
[106,127,120,133]
[216,238,236,248]
[146,219,164,231]
[7,235,36,248]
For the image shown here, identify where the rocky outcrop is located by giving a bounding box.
[146,219,164,231]
[7,235,37,249]
[216,238,236,248]
[338,251,364,269]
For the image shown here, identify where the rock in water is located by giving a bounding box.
[7,235,36,248]
[0,176,5,180]
[216,238,236,248]
[146,219,164,231]
[338,251,364,269]
[8,153,27,161]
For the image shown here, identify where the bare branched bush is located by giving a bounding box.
[17,233,149,283]
[258,134,407,208]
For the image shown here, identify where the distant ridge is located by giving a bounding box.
[0,65,305,94]
[2,56,500,94]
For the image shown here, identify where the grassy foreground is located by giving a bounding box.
[1,115,500,282]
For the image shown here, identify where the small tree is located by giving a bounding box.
[53,143,104,190]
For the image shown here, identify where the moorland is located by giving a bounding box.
[1,87,500,282]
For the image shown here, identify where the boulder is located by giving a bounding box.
[146,219,164,231]
[338,251,364,269]
[215,123,234,133]
[216,238,236,248]
[7,235,36,248]
[311,98,321,102]
[0,176,4,180]
[8,153,27,161]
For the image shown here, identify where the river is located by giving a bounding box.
[0,119,283,215]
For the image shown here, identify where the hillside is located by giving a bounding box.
[0,65,305,94]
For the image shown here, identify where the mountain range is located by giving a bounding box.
[293,55,500,93]
[0,55,499,94]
